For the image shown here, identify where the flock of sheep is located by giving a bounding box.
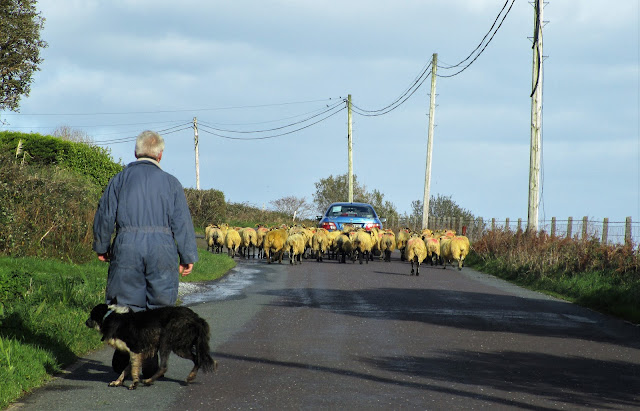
[204,223,470,276]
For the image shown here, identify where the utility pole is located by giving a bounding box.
[347,94,353,203]
[527,0,543,231]
[193,117,200,190]
[422,53,438,229]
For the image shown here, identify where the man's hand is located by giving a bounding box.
[97,253,109,262]
[179,263,193,277]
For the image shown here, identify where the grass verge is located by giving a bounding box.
[0,248,234,409]
[466,229,640,324]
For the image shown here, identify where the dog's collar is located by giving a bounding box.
[103,309,114,321]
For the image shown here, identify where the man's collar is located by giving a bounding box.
[135,156,161,168]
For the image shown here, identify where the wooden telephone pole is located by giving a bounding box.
[347,94,353,203]
[527,0,543,231]
[193,117,200,190]
[422,53,438,229]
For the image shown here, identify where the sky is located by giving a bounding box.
[2,0,639,236]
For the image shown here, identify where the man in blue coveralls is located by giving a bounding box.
[92,130,199,376]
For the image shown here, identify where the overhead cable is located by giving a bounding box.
[438,0,512,71]
[351,61,432,116]
[437,0,516,78]
[196,100,345,134]
[198,104,346,141]
[0,97,342,117]
[93,123,193,146]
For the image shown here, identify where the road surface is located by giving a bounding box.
[10,252,640,410]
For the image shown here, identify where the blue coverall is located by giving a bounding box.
[92,159,198,311]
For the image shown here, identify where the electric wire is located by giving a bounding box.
[198,104,346,141]
[93,123,193,145]
[437,0,511,70]
[351,70,432,117]
[0,97,342,117]
[350,61,432,115]
[196,100,345,134]
[198,102,343,127]
[437,0,516,78]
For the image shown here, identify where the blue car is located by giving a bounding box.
[317,202,385,231]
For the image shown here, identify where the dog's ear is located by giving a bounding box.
[90,304,110,322]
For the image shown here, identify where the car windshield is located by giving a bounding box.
[328,205,374,218]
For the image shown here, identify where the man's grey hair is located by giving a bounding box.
[135,130,165,158]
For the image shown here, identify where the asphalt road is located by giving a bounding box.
[10,251,640,410]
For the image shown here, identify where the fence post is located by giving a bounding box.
[567,217,573,239]
[625,216,632,246]
[582,216,588,240]
[505,218,510,231]
[601,218,609,244]
[477,217,484,238]
[491,218,496,231]
[551,217,556,237]
[517,218,522,233]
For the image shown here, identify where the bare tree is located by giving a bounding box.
[52,125,93,144]
[270,196,314,220]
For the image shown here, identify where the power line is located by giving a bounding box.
[351,63,431,117]
[92,123,193,145]
[437,0,517,78]
[438,0,512,71]
[349,62,432,116]
[196,100,345,134]
[199,102,344,127]
[348,0,516,116]
[1,119,193,131]
[198,104,346,141]
[0,97,342,117]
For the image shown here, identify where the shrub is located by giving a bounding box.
[0,131,122,188]
[0,152,101,263]
[185,188,227,229]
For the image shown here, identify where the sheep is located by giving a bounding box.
[421,228,433,238]
[205,224,215,252]
[255,224,269,259]
[289,225,314,259]
[285,233,306,265]
[352,229,375,264]
[369,227,382,260]
[311,228,330,262]
[207,226,225,253]
[239,227,258,258]
[396,228,412,261]
[263,228,288,264]
[379,230,396,262]
[440,235,470,270]
[224,227,242,258]
[299,227,315,258]
[335,233,354,263]
[326,230,342,260]
[404,234,428,276]
[423,235,441,266]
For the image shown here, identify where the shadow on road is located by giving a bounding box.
[261,286,640,349]
[363,350,639,409]
[213,351,559,410]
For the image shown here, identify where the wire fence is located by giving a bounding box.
[386,215,639,246]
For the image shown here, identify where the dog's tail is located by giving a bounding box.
[194,317,216,373]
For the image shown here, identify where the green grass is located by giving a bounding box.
[0,248,234,409]
[466,230,640,324]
